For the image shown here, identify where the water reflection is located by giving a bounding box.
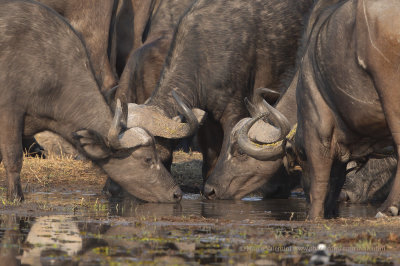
[0,215,22,266]
[110,196,309,220]
[108,194,378,221]
[0,194,396,266]
[21,216,81,265]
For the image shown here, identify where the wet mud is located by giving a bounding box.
[1,152,400,265]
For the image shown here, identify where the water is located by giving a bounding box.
[109,195,309,220]
[0,192,397,265]
[106,193,381,221]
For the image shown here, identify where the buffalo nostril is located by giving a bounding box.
[203,185,217,200]
[173,190,182,202]
[339,191,349,202]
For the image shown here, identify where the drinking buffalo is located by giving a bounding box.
[126,0,314,188]
[238,0,400,218]
[0,0,181,203]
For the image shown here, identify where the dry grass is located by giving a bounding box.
[0,150,203,192]
[0,154,107,191]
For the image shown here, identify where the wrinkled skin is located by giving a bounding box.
[0,0,181,203]
[27,0,121,157]
[294,0,400,219]
[131,0,314,191]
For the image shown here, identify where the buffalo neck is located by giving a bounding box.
[275,70,299,126]
[42,82,114,144]
[146,63,200,118]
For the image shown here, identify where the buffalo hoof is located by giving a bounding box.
[378,201,399,216]
[375,206,398,218]
[7,186,24,202]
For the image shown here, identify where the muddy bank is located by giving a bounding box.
[1,212,400,265]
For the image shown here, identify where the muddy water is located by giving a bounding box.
[1,191,398,265]
[108,194,380,221]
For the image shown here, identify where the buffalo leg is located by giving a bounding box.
[375,92,400,213]
[356,3,400,214]
[0,113,24,201]
[324,161,346,218]
[301,125,334,219]
[370,86,400,213]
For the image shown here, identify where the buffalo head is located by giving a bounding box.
[74,100,182,203]
[204,90,295,199]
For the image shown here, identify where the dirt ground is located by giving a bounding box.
[0,152,400,265]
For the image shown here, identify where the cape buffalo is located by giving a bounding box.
[0,0,182,203]
[206,70,395,202]
[126,0,315,188]
[203,77,301,199]
[341,156,396,203]
[237,0,400,218]
[22,0,121,158]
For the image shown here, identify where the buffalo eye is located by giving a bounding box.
[144,157,153,165]
[235,148,248,161]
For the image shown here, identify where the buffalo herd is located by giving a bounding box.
[0,0,399,219]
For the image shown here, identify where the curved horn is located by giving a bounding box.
[260,99,290,137]
[108,99,122,148]
[244,97,260,117]
[245,97,291,137]
[237,113,285,160]
[246,88,280,118]
[254,88,280,105]
[237,101,291,161]
[172,90,199,137]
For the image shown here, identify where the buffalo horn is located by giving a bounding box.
[237,101,291,161]
[254,88,280,105]
[244,97,260,118]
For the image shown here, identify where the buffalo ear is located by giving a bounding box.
[283,140,302,173]
[73,130,110,159]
